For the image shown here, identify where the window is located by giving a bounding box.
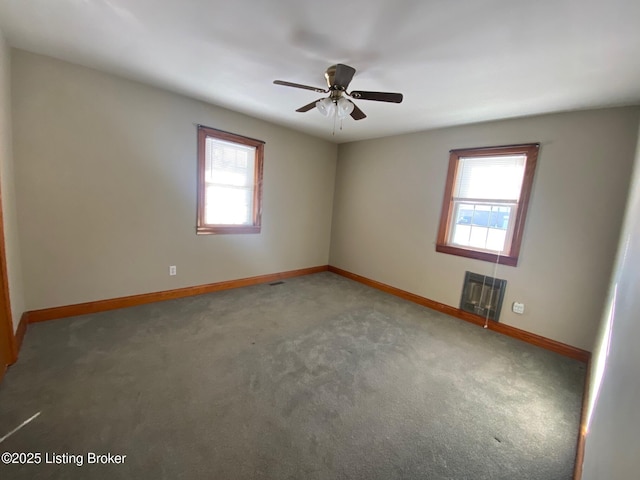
[436,144,539,266]
[197,126,264,235]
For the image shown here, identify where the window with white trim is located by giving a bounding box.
[197,126,264,235]
[436,144,539,266]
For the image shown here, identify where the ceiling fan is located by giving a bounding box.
[273,64,403,121]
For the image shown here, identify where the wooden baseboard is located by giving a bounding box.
[9,313,28,364]
[328,265,591,363]
[573,359,591,480]
[25,265,329,324]
[22,262,591,364]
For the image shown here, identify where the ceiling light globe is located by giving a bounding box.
[337,97,354,119]
[316,97,335,117]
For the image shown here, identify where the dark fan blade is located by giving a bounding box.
[350,101,367,120]
[349,91,403,103]
[296,98,324,112]
[274,80,327,93]
[334,64,356,89]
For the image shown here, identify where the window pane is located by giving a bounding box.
[205,185,253,225]
[205,138,256,187]
[454,155,526,200]
[452,224,472,246]
[486,228,507,252]
[469,225,489,249]
[450,202,513,253]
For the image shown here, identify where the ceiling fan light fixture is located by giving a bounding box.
[316,97,335,117]
[275,64,401,123]
[337,97,354,119]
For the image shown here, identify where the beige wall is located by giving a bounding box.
[0,31,25,330]
[581,118,640,480]
[8,48,640,353]
[11,50,337,311]
[330,108,640,350]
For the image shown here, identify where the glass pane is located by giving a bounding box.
[450,202,513,253]
[454,155,526,200]
[205,185,252,225]
[486,228,507,251]
[452,224,472,246]
[468,226,489,249]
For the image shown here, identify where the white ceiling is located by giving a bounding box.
[1,0,639,143]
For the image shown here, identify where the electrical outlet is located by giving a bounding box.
[512,302,525,314]
[169,265,177,276]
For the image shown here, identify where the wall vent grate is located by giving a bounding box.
[460,271,507,322]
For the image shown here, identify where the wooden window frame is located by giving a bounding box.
[436,143,539,267]
[196,125,264,235]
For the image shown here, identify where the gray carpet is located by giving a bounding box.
[0,272,586,479]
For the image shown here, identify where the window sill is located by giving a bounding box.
[435,244,518,266]
[197,225,261,235]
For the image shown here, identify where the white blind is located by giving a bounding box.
[205,138,255,186]
[454,155,526,201]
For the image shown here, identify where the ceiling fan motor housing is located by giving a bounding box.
[325,64,355,90]
[325,65,339,89]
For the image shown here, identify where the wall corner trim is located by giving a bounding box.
[328,265,591,363]
[572,359,591,480]
[9,313,28,365]
[24,265,329,324]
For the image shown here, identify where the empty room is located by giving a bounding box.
[0,1,639,479]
